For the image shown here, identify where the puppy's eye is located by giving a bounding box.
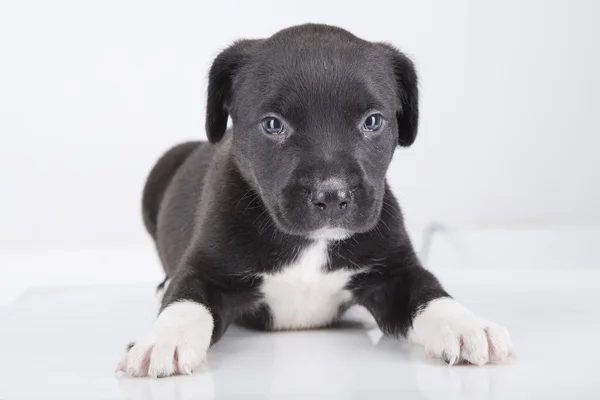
[261,117,285,135]
[362,113,384,132]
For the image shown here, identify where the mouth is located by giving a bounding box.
[269,203,353,239]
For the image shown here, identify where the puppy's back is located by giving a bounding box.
[142,141,202,239]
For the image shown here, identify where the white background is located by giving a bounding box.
[1,1,599,262]
[2,4,599,395]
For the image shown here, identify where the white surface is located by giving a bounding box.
[2,0,600,251]
[426,225,600,269]
[1,269,599,399]
[0,245,163,305]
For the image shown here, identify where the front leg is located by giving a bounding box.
[117,268,255,378]
[351,249,514,365]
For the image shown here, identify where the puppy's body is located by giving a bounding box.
[143,137,421,337]
[119,24,514,378]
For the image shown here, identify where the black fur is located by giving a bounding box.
[143,24,448,345]
[142,141,200,239]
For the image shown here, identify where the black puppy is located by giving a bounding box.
[118,24,514,378]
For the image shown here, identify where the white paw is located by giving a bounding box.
[116,301,214,378]
[408,298,515,366]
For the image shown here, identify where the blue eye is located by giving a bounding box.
[262,117,285,135]
[363,114,383,132]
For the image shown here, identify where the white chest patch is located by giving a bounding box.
[260,240,355,330]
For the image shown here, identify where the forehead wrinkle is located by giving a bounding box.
[243,45,394,129]
[260,73,385,125]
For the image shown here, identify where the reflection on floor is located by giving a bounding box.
[1,269,599,399]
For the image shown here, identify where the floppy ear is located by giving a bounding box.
[379,44,419,147]
[205,40,257,143]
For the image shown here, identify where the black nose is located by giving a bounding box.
[311,185,352,212]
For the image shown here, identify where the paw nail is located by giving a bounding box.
[114,362,125,374]
[442,351,457,366]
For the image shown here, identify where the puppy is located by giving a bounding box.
[118,24,514,378]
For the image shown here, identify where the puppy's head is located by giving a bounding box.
[206,24,418,239]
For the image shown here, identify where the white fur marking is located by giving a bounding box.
[310,228,351,241]
[261,240,355,329]
[408,298,515,365]
[119,301,214,378]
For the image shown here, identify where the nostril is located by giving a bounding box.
[314,202,327,210]
[339,201,348,210]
